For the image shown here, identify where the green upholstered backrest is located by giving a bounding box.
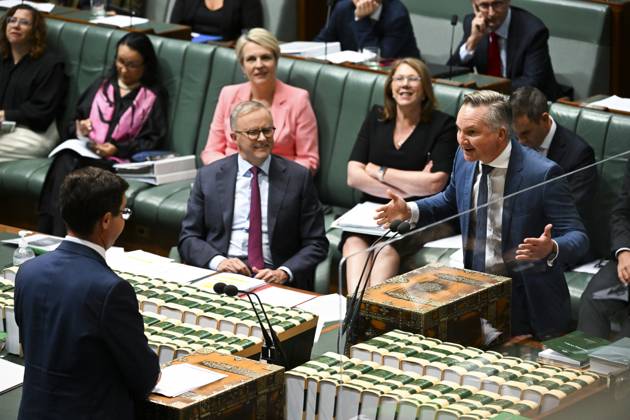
[401,0,611,99]
[550,103,630,258]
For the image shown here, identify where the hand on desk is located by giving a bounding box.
[515,224,555,261]
[217,258,252,276]
[253,267,288,284]
[617,251,630,284]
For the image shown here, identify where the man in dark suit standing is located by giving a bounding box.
[179,101,328,291]
[510,86,597,218]
[314,0,420,59]
[578,159,630,339]
[376,90,588,339]
[448,0,562,100]
[14,167,160,420]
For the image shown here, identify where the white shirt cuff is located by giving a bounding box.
[547,240,559,267]
[209,255,227,271]
[408,202,419,224]
[459,43,474,63]
[278,266,293,282]
[616,248,630,259]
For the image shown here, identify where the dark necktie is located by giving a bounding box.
[471,164,493,272]
[248,166,264,270]
[487,31,502,77]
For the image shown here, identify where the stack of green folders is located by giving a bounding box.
[285,330,600,420]
[142,311,263,365]
[0,278,12,313]
[116,271,316,362]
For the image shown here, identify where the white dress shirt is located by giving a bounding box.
[536,117,557,157]
[459,8,512,78]
[64,235,107,260]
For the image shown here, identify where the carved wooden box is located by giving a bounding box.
[348,264,511,348]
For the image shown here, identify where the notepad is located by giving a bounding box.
[153,363,227,397]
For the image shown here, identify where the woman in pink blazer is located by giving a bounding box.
[201,28,319,172]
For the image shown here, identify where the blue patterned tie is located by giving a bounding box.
[471,164,493,272]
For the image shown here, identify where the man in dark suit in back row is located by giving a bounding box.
[510,86,597,220]
[314,0,420,59]
[375,90,588,340]
[449,0,562,100]
[15,167,160,420]
[579,158,630,339]
[179,100,329,291]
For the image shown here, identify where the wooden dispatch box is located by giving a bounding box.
[347,263,511,348]
[143,351,284,420]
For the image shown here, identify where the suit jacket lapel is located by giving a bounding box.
[267,156,288,244]
[546,126,566,164]
[217,155,238,237]
[502,139,524,250]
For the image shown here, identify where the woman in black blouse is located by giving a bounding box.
[0,4,67,162]
[38,32,168,236]
[344,58,457,292]
[170,0,263,41]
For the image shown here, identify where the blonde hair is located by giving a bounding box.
[235,28,280,64]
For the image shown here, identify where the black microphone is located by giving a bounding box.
[342,219,405,334]
[222,284,286,366]
[212,282,226,294]
[448,14,459,79]
[323,0,337,62]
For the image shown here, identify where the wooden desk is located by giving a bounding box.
[435,72,512,94]
[558,95,630,117]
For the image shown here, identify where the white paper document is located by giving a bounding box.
[280,41,340,57]
[315,50,374,64]
[194,272,266,293]
[572,259,608,275]
[48,139,100,159]
[0,358,24,394]
[297,294,347,342]
[588,95,630,113]
[2,233,63,253]
[152,363,226,397]
[331,202,393,236]
[0,1,55,13]
[254,285,316,308]
[89,16,149,28]
[423,234,462,249]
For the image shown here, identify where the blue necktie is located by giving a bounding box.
[471,164,493,272]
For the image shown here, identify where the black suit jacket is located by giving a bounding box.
[611,159,630,255]
[178,154,329,290]
[170,0,263,41]
[547,124,597,217]
[314,0,420,59]
[14,241,160,420]
[449,6,562,100]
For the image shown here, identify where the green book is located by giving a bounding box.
[543,330,610,364]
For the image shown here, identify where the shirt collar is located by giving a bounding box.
[64,235,107,260]
[237,154,271,177]
[481,140,512,170]
[371,4,383,20]
[539,116,556,152]
[495,7,511,39]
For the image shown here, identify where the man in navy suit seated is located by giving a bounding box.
[179,101,328,291]
[448,0,562,100]
[510,86,597,221]
[375,90,588,340]
[314,0,420,60]
[15,167,160,420]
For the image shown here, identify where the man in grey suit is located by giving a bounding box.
[179,101,328,291]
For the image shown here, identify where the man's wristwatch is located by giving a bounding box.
[378,165,387,182]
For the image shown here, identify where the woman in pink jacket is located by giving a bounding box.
[201,28,319,172]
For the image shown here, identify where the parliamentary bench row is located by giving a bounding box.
[0,19,628,305]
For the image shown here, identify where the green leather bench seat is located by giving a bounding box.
[401,0,611,99]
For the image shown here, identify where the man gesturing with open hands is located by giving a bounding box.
[376,91,588,340]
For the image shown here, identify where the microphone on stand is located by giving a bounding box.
[213,282,286,366]
[342,220,409,335]
[448,14,459,79]
[323,0,337,62]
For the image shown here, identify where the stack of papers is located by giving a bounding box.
[194,272,266,293]
[280,41,340,58]
[1,234,63,254]
[89,16,149,28]
[331,202,391,236]
[588,95,630,113]
[254,285,316,308]
[0,358,24,394]
[153,363,226,397]
[114,155,197,185]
